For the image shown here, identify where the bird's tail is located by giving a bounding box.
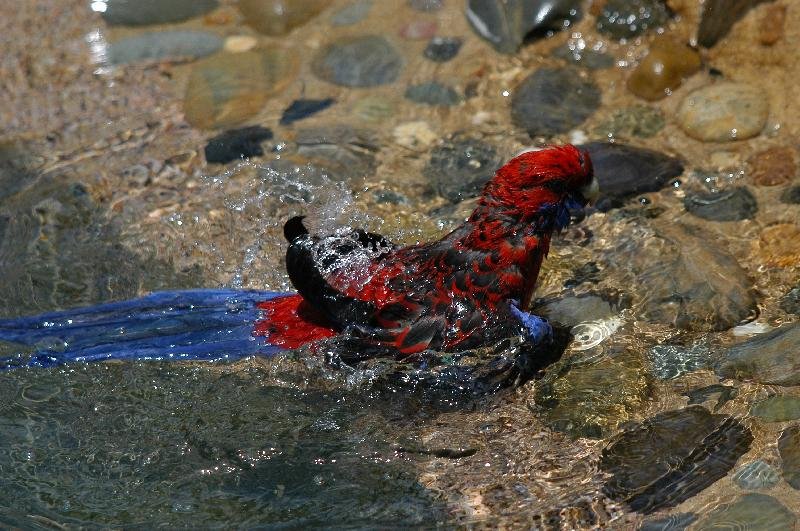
[0,289,298,370]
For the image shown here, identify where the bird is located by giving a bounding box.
[0,144,597,372]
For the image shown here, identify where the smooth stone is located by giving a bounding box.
[750,396,800,422]
[466,0,582,54]
[630,223,757,332]
[238,0,330,36]
[400,19,438,40]
[593,105,665,139]
[596,0,671,40]
[781,286,800,315]
[101,0,218,26]
[224,35,258,53]
[627,37,701,101]
[758,3,786,45]
[552,45,615,70]
[511,67,601,137]
[312,35,403,87]
[697,0,774,48]
[295,125,379,182]
[331,0,372,26]
[733,460,781,490]
[578,142,683,211]
[694,493,796,530]
[649,343,711,380]
[108,30,223,65]
[204,126,273,164]
[755,224,800,268]
[684,187,758,221]
[279,98,335,126]
[405,82,462,106]
[184,50,296,130]
[423,136,501,202]
[716,323,800,385]
[537,294,614,327]
[748,146,796,186]
[423,37,463,62]
[781,185,800,204]
[779,425,800,489]
[676,83,769,142]
[408,0,443,11]
[640,513,697,531]
[600,406,752,513]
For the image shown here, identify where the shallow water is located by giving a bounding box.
[1,0,799,528]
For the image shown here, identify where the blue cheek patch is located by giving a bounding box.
[509,303,553,346]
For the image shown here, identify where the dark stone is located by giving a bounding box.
[312,35,403,87]
[551,45,615,70]
[295,125,380,182]
[600,406,752,514]
[279,98,335,126]
[423,136,502,202]
[781,185,800,204]
[405,82,462,106]
[577,142,684,211]
[640,513,697,531]
[423,36,463,62]
[780,286,800,314]
[684,187,758,221]
[698,0,775,48]
[466,0,582,54]
[511,67,601,137]
[204,126,273,164]
[101,0,219,26]
[716,323,800,386]
[779,425,800,489]
[684,384,738,412]
[596,0,671,40]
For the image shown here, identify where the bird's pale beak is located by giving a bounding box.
[580,176,600,204]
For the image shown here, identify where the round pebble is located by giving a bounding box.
[754,224,800,268]
[224,35,258,53]
[108,30,223,65]
[405,82,462,106]
[684,187,758,221]
[676,82,769,142]
[312,35,403,87]
[101,0,218,26]
[748,146,796,186]
[511,67,601,137]
[627,36,701,101]
[593,105,665,139]
[424,136,501,202]
[596,0,671,40]
[781,185,800,204]
[400,19,438,40]
[423,36,463,62]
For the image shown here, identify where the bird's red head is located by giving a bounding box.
[481,144,598,217]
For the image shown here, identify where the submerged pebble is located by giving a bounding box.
[695,493,796,529]
[405,82,462,106]
[108,30,222,65]
[552,45,615,70]
[239,0,330,35]
[640,513,697,531]
[593,105,665,139]
[578,142,683,211]
[312,35,403,87]
[400,20,438,40]
[596,0,671,40]
[537,295,614,328]
[100,0,218,26]
[716,323,800,386]
[780,286,800,315]
[750,396,800,422]
[330,0,372,26]
[779,425,800,490]
[754,224,800,268]
[627,37,701,101]
[466,0,581,54]
[423,37,463,62]
[649,343,711,380]
[733,460,780,490]
[511,67,601,137]
[295,125,379,183]
[781,185,800,204]
[697,0,773,48]
[424,136,501,202]
[677,83,769,142]
[204,126,273,164]
[684,187,758,221]
[747,146,796,186]
[279,98,335,126]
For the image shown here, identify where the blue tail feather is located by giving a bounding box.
[0,289,290,370]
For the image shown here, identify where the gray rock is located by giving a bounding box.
[108,30,223,65]
[716,323,800,386]
[295,125,379,183]
[640,513,697,531]
[331,0,372,25]
[600,406,752,513]
[578,142,683,211]
[592,106,665,139]
[423,136,502,202]
[537,294,614,327]
[596,0,671,40]
[684,187,758,221]
[552,45,615,70]
[676,83,769,142]
[312,35,403,87]
[781,185,800,204]
[750,396,800,422]
[101,0,218,26]
[466,0,581,54]
[779,425,800,489]
[423,37,463,62]
[649,343,711,380]
[694,493,796,530]
[628,223,757,331]
[698,0,775,48]
[732,460,781,490]
[780,286,800,314]
[511,67,601,137]
[405,82,462,106]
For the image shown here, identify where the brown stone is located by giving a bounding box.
[748,146,796,186]
[238,0,330,36]
[759,3,787,45]
[627,36,701,101]
[753,224,800,268]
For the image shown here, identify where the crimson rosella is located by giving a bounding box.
[0,145,597,371]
